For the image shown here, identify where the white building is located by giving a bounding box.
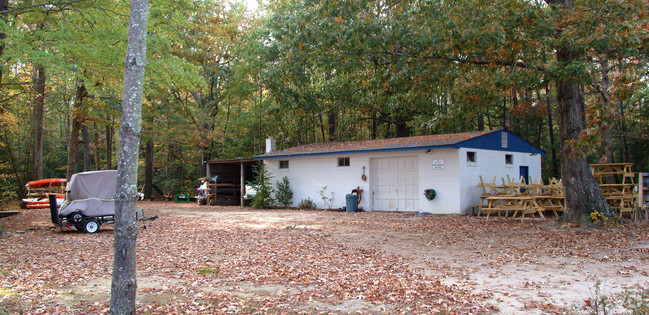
[255,129,544,214]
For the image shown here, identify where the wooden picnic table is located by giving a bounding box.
[591,163,638,218]
[532,195,564,218]
[599,184,635,196]
[591,163,635,184]
[482,195,543,221]
[477,175,566,220]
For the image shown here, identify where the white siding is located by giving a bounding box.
[264,155,370,210]
[459,148,543,214]
[418,149,462,214]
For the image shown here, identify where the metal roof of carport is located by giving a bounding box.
[255,129,546,159]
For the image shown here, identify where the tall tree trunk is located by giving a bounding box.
[555,50,614,224]
[109,0,149,311]
[67,83,87,180]
[545,0,614,224]
[82,123,92,171]
[32,65,46,180]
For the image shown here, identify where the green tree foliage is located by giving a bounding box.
[275,176,292,207]
[262,0,649,223]
[251,162,274,208]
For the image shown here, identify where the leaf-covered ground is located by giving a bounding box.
[1,202,648,314]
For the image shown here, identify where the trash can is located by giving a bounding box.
[345,194,358,213]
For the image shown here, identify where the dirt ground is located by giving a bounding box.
[1,201,649,314]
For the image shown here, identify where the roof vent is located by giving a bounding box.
[265,136,276,153]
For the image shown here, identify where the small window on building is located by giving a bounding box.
[338,157,350,167]
[467,151,477,164]
[501,132,508,148]
[505,154,514,165]
[279,160,289,169]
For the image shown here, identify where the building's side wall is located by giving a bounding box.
[264,154,370,210]
[416,149,462,214]
[459,148,543,214]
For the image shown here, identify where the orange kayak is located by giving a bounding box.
[25,195,65,209]
[27,203,54,209]
[26,178,67,188]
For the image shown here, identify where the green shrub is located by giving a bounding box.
[275,176,293,207]
[298,198,316,209]
[251,163,274,208]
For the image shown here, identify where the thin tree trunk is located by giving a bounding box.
[32,65,46,180]
[501,97,507,129]
[107,122,113,169]
[327,111,336,141]
[597,56,615,183]
[511,91,519,134]
[371,112,377,140]
[82,123,92,171]
[67,83,87,180]
[546,84,559,178]
[94,123,100,170]
[619,101,630,162]
[109,0,149,311]
[143,139,153,200]
[318,115,325,142]
[1,130,27,199]
[0,1,17,194]
[0,0,7,89]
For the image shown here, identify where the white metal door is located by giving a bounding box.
[371,156,419,211]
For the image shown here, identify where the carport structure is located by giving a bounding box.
[204,158,258,206]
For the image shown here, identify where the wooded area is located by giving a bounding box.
[1,0,648,222]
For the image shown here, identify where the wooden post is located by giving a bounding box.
[240,162,245,206]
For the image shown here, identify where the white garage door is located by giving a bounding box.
[371,156,419,211]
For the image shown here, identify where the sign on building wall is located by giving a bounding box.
[432,158,445,170]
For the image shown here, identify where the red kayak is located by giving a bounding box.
[26,178,67,188]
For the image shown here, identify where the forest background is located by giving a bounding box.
[1,0,648,203]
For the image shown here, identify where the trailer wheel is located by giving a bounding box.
[69,212,84,224]
[83,219,100,234]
